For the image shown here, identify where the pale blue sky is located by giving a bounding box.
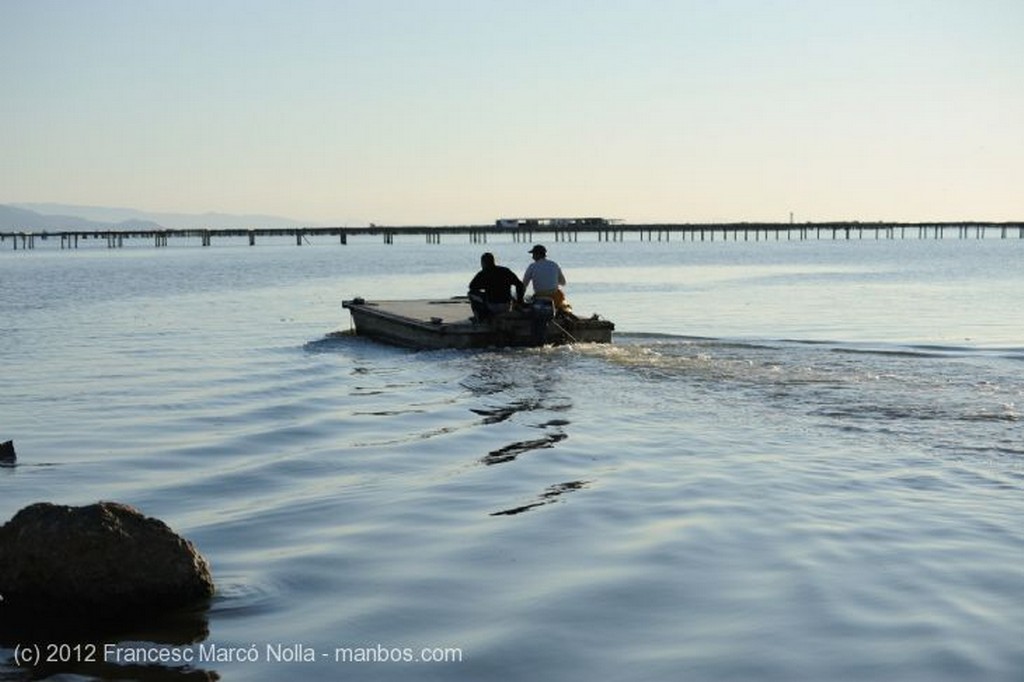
[2,0,1021,225]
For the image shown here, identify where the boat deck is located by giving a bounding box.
[355,298,475,326]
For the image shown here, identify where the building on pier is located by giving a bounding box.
[495,217,613,228]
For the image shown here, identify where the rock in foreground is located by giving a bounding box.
[0,440,14,464]
[0,502,213,617]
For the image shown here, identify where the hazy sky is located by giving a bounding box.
[2,0,1021,225]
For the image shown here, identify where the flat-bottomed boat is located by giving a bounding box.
[342,297,614,349]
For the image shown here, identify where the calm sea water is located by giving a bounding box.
[1,234,1022,681]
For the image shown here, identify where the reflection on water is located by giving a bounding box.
[481,432,568,466]
[490,480,590,516]
[0,604,215,681]
[457,348,585,515]
[470,400,537,425]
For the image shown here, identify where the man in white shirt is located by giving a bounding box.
[522,244,566,304]
[522,244,569,344]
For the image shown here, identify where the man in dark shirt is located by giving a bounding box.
[468,252,525,322]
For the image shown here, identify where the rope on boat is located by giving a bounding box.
[551,318,579,344]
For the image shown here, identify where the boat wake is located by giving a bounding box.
[568,332,1023,468]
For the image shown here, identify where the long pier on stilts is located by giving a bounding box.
[2,221,1023,250]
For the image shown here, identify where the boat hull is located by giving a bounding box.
[342,298,613,349]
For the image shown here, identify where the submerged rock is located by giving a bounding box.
[0,440,14,464]
[0,501,214,617]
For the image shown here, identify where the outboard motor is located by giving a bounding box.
[530,298,555,344]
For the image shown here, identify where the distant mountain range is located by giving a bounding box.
[0,203,318,232]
